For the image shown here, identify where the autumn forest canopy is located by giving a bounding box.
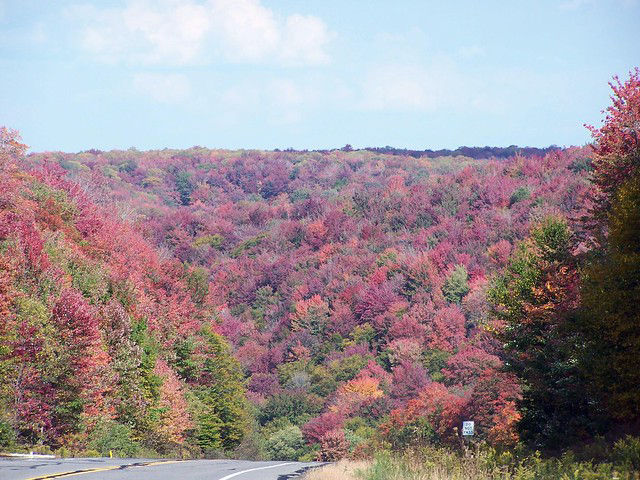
[0,70,639,469]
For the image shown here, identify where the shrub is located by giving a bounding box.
[613,435,640,470]
[0,418,15,448]
[385,417,435,450]
[318,429,349,461]
[228,425,267,461]
[265,426,306,461]
[88,420,141,457]
[422,349,451,382]
[186,267,209,305]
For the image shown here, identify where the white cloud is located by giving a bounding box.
[217,75,350,125]
[359,60,547,114]
[361,62,465,112]
[74,1,210,65]
[132,73,191,103]
[265,78,307,124]
[280,14,332,65]
[220,82,262,111]
[268,78,304,107]
[219,78,309,124]
[70,0,332,66]
[209,0,279,61]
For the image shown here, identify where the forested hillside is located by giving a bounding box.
[1,120,596,459]
[0,130,248,456]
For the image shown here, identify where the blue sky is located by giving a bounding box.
[1,0,638,152]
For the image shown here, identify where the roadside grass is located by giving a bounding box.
[303,459,371,480]
[302,454,490,480]
[303,438,640,480]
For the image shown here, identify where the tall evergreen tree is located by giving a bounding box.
[193,327,249,453]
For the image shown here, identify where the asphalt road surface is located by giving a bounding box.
[0,457,325,480]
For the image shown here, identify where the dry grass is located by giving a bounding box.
[302,455,495,480]
[303,460,371,480]
[301,451,639,480]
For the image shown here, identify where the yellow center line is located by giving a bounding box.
[25,466,120,480]
[24,460,181,480]
[142,460,182,467]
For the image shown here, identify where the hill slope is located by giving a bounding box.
[10,143,593,458]
[0,133,248,456]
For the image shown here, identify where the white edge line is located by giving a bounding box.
[1,453,56,459]
[218,462,296,480]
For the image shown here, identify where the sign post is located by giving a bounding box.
[461,420,474,456]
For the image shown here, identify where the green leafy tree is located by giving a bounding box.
[442,264,470,304]
[265,425,306,460]
[121,319,163,436]
[488,217,590,448]
[509,186,531,206]
[89,419,141,457]
[258,392,322,426]
[0,418,15,448]
[186,267,209,305]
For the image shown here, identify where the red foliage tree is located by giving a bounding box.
[587,67,640,212]
[52,289,110,433]
[390,361,429,408]
[302,412,344,444]
[426,305,466,353]
[382,382,465,446]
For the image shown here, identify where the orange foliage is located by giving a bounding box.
[330,376,383,416]
[154,360,192,444]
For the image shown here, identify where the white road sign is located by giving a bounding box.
[462,421,474,436]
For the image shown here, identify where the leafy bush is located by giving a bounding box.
[613,435,640,470]
[302,412,344,444]
[329,355,369,382]
[0,418,15,448]
[422,349,450,382]
[265,426,306,460]
[89,420,141,457]
[386,417,435,450]
[186,267,209,305]
[69,261,108,302]
[318,429,350,461]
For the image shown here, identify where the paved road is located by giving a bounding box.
[0,457,324,480]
